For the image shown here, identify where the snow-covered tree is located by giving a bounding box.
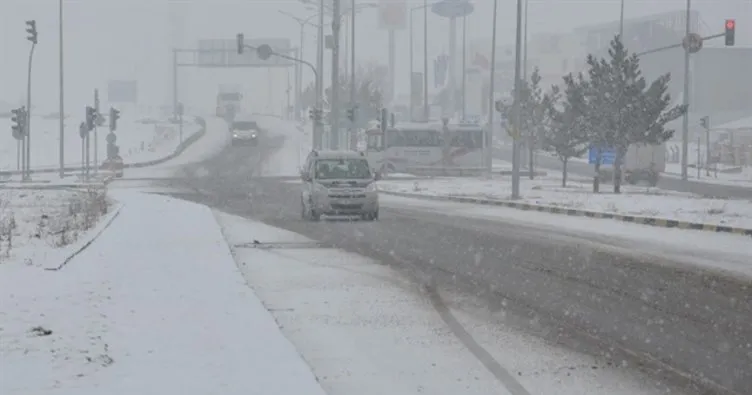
[584,36,686,193]
[300,63,385,128]
[543,74,589,187]
[497,67,549,179]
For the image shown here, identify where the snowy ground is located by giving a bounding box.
[664,162,752,186]
[215,211,682,395]
[0,191,327,395]
[0,186,110,268]
[377,174,752,229]
[0,115,201,171]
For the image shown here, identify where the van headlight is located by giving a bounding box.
[365,183,377,192]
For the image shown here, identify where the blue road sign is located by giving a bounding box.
[588,146,615,165]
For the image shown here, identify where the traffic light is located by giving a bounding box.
[237,33,244,54]
[109,107,120,131]
[79,122,88,139]
[725,19,735,46]
[700,116,710,129]
[379,108,388,132]
[11,107,26,139]
[495,100,504,113]
[308,108,322,123]
[390,113,396,128]
[346,107,356,122]
[26,20,37,44]
[85,106,96,131]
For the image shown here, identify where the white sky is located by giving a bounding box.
[1,0,749,113]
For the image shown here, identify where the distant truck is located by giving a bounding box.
[598,142,666,186]
[216,84,243,119]
[623,142,666,186]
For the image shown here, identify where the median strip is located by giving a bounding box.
[378,176,752,236]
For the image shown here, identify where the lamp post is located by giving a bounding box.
[423,0,429,121]
[59,0,65,178]
[278,10,320,121]
[409,3,434,121]
[511,0,523,199]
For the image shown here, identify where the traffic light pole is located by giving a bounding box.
[486,0,499,180]
[241,42,320,152]
[24,42,36,181]
[59,0,65,179]
[680,0,691,182]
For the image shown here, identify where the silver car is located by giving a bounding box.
[300,150,380,221]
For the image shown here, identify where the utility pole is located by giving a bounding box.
[25,20,38,181]
[315,0,325,149]
[619,0,625,38]
[59,0,65,178]
[423,0,429,122]
[349,0,357,150]
[680,0,691,181]
[512,0,523,199]
[330,0,342,149]
[486,0,499,178]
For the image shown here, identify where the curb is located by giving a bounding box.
[44,202,124,271]
[380,190,752,237]
[4,116,207,176]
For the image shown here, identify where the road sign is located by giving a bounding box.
[196,38,292,67]
[682,33,703,53]
[79,122,88,138]
[431,0,475,19]
[378,0,407,30]
[256,44,273,60]
[106,132,117,144]
[588,146,615,165]
[107,80,138,103]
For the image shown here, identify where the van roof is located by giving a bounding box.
[232,115,256,122]
[311,150,366,159]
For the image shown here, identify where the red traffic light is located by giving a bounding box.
[726,19,735,30]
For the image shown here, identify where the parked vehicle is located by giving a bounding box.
[100,155,124,178]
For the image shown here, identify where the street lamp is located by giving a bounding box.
[511,0,523,199]
[409,2,436,122]
[238,35,320,149]
[59,0,65,178]
[278,10,320,121]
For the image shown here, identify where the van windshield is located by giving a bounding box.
[232,121,258,131]
[315,158,372,180]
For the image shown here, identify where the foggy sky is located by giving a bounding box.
[1,0,748,114]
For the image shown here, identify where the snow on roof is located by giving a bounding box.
[714,115,752,130]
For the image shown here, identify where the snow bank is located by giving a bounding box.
[378,176,752,229]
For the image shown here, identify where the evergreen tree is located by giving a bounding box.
[583,36,686,193]
[543,74,589,187]
[496,67,549,178]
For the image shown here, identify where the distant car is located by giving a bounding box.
[100,156,124,178]
[230,119,261,146]
[300,150,380,221]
